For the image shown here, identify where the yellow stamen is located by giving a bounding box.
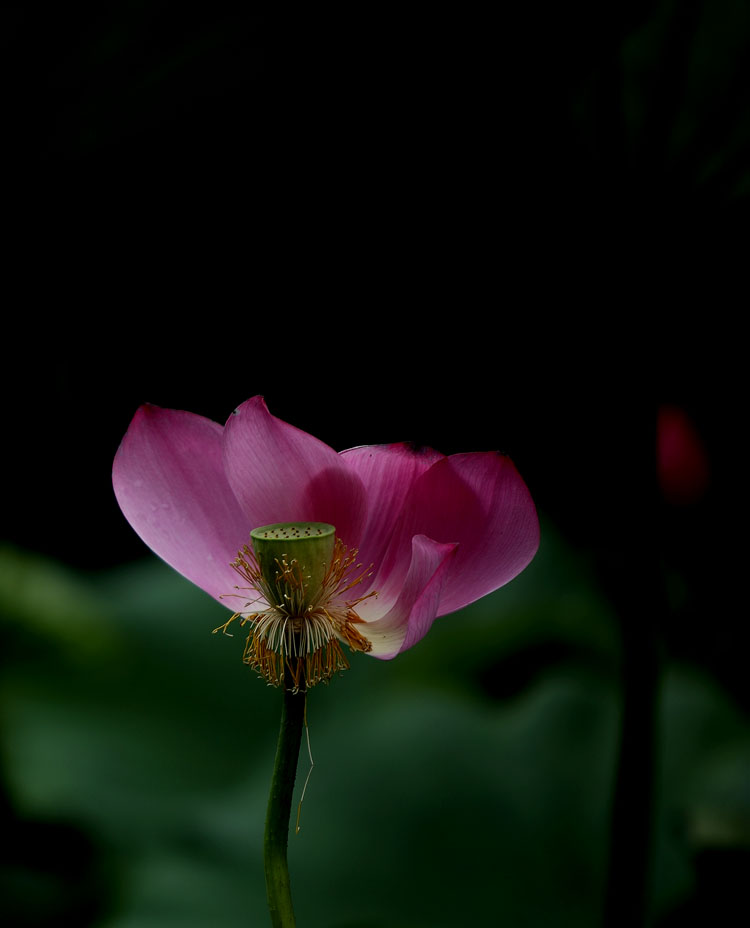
[218,526,376,692]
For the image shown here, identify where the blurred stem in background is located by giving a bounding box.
[602,407,665,927]
[603,567,662,927]
[264,688,306,928]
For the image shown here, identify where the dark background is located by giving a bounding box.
[2,3,747,926]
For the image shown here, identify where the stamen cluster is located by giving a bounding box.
[216,536,375,692]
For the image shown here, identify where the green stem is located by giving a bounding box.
[264,687,306,928]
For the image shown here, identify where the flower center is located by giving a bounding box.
[216,521,374,692]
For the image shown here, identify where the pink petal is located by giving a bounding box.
[222,397,367,544]
[360,535,457,658]
[339,442,444,579]
[112,404,251,602]
[377,452,539,617]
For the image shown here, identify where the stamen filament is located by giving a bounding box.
[221,530,375,692]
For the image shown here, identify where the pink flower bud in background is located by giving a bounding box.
[657,405,710,506]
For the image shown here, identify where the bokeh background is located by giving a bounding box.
[3,3,748,926]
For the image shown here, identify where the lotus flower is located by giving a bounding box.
[113,397,539,689]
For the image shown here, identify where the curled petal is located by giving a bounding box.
[361,535,457,658]
[339,442,444,581]
[377,452,539,617]
[222,397,367,545]
[112,405,251,601]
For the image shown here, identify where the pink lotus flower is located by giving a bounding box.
[112,397,539,689]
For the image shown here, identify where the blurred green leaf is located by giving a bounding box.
[2,531,750,926]
[0,545,119,661]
